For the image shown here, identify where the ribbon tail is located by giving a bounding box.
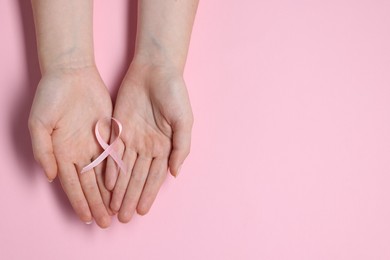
[110,152,127,174]
[80,148,111,173]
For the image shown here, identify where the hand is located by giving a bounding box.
[29,66,113,228]
[105,62,193,223]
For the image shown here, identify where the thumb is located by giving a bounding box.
[28,119,58,182]
[168,118,193,178]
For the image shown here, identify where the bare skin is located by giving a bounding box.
[106,61,194,222]
[29,0,198,227]
[29,0,112,228]
[105,0,198,222]
[29,67,113,228]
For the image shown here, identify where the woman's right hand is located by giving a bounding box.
[29,66,114,228]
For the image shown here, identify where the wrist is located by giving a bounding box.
[39,50,96,75]
[129,57,184,80]
[39,61,98,79]
[32,0,95,75]
[131,55,184,77]
[132,45,186,75]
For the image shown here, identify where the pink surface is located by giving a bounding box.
[1,0,390,259]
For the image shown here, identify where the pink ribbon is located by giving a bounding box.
[81,117,126,174]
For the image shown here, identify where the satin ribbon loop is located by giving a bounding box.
[81,117,126,174]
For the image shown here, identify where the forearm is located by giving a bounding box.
[31,0,95,73]
[133,0,199,73]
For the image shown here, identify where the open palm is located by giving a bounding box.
[29,67,113,228]
[105,63,194,223]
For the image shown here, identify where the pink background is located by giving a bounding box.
[1,0,390,259]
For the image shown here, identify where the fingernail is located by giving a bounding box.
[85,220,93,225]
[47,178,53,183]
[176,165,182,178]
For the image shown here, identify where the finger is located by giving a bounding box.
[168,118,193,178]
[137,158,168,215]
[77,165,111,229]
[110,147,137,213]
[94,160,114,216]
[28,120,58,182]
[118,156,152,223]
[105,136,125,191]
[57,161,92,223]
